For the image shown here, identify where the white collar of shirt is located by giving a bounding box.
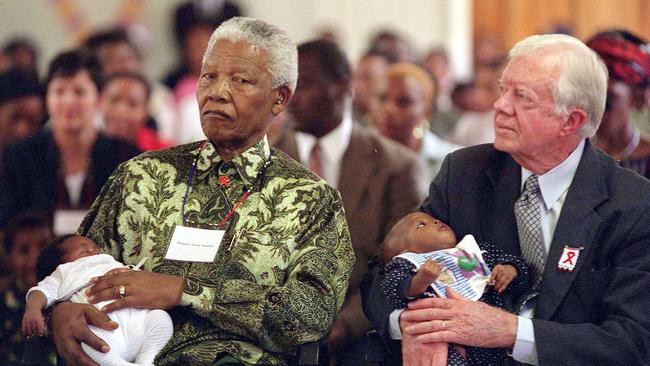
[294,109,353,188]
[520,139,585,211]
[512,140,585,366]
[421,129,464,162]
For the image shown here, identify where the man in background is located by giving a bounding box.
[276,39,419,364]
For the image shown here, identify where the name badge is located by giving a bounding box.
[164,225,226,262]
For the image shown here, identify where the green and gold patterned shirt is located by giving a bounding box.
[79,137,353,365]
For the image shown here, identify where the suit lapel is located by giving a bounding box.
[338,125,375,210]
[275,126,374,210]
[535,142,608,320]
[478,151,521,255]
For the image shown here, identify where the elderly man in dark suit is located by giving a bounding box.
[362,33,650,365]
[275,39,419,364]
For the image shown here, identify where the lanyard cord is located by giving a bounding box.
[181,141,272,227]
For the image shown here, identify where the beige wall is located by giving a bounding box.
[474,0,650,52]
[0,0,472,81]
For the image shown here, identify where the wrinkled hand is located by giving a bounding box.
[402,288,518,348]
[401,315,448,366]
[489,264,518,293]
[22,310,46,336]
[50,302,117,366]
[86,269,184,312]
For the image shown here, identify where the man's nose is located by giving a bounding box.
[209,78,232,102]
[493,93,513,115]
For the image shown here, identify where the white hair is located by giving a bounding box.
[509,34,608,138]
[203,17,298,92]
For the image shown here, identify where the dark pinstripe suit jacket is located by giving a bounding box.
[362,141,650,365]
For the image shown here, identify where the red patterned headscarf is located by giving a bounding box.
[587,30,650,87]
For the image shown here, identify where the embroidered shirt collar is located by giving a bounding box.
[195,136,271,189]
[520,139,584,210]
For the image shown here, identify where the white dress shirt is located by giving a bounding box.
[294,111,353,188]
[416,130,464,200]
[512,139,584,365]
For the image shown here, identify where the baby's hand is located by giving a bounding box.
[419,260,443,281]
[22,310,46,336]
[407,260,442,297]
[489,264,518,293]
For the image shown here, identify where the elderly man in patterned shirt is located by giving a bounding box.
[48,17,354,366]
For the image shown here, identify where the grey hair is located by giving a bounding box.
[509,34,608,138]
[203,17,298,92]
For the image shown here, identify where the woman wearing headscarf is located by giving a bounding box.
[588,30,650,178]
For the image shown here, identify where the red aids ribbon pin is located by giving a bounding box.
[218,175,231,187]
[558,246,583,272]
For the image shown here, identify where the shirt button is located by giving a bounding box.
[220,163,230,173]
[283,321,296,331]
[268,293,281,304]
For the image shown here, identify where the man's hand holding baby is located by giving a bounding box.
[86,269,184,312]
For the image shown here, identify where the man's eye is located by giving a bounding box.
[417,222,426,228]
[516,90,533,103]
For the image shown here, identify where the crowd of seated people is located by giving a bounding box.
[2,3,650,365]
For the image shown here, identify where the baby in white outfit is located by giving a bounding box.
[22,234,173,366]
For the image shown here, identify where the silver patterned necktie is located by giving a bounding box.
[514,174,546,291]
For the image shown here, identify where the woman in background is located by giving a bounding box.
[0,49,139,229]
[588,30,650,179]
[374,63,462,200]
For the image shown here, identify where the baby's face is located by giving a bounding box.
[401,212,457,253]
[60,236,102,263]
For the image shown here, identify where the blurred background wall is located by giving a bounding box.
[1,0,649,82]
[474,0,650,52]
[0,0,471,80]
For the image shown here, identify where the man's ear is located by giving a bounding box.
[560,108,588,136]
[272,85,292,116]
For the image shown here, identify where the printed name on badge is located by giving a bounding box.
[165,225,226,262]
